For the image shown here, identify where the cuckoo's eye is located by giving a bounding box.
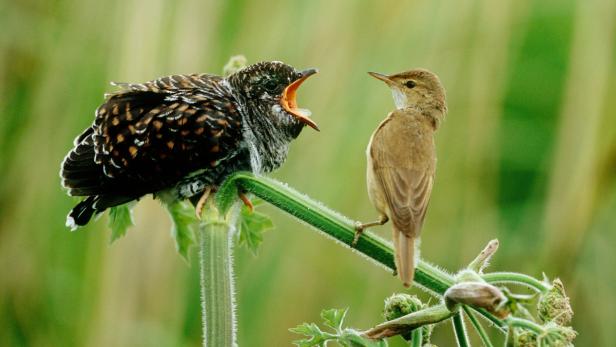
[405,80,416,89]
[263,78,281,93]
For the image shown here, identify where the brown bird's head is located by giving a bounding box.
[369,68,447,125]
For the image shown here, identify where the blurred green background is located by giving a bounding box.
[1,0,615,345]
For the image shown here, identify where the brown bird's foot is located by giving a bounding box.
[352,215,389,247]
[195,187,212,220]
[239,191,253,213]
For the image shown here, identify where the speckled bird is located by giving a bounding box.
[61,61,318,229]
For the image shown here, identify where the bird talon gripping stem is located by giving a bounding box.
[195,187,212,220]
[239,192,254,213]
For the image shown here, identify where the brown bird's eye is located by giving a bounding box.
[405,80,416,89]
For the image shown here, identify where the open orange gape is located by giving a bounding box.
[280,68,319,131]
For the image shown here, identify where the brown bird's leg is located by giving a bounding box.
[195,187,212,220]
[352,215,389,246]
[239,191,254,213]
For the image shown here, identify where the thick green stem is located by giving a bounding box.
[452,313,471,347]
[216,172,453,294]
[216,172,515,331]
[200,219,236,347]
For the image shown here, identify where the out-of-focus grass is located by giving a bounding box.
[1,0,614,346]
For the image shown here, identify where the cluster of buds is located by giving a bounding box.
[538,279,573,326]
[383,293,433,344]
[362,240,576,346]
[511,278,576,346]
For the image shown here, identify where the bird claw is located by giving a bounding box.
[239,192,253,213]
[195,187,212,220]
[352,222,365,247]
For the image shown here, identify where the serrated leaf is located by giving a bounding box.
[164,199,198,261]
[237,204,273,255]
[321,308,348,332]
[290,323,324,336]
[108,204,134,243]
[290,323,327,347]
[214,176,239,214]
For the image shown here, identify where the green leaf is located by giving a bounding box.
[321,308,348,332]
[237,203,273,255]
[108,204,134,243]
[214,176,240,214]
[291,309,388,347]
[164,199,198,261]
[289,323,326,347]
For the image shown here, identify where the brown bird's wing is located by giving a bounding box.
[370,109,436,237]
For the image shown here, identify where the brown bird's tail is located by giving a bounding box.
[393,227,416,288]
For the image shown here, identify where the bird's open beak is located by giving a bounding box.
[368,71,394,84]
[281,68,319,131]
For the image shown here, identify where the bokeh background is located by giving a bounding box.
[1,0,615,345]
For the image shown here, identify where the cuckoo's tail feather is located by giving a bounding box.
[66,196,98,230]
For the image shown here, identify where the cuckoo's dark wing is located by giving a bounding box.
[61,74,243,202]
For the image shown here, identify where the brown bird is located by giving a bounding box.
[355,68,447,287]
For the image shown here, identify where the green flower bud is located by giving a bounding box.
[538,279,573,325]
[383,294,432,343]
[515,330,537,347]
[222,55,248,77]
[383,293,424,320]
[514,324,576,347]
[456,269,484,283]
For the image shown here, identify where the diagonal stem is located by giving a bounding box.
[215,172,507,330]
[216,172,453,294]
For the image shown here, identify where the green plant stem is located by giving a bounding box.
[200,219,236,347]
[452,313,471,347]
[463,306,494,347]
[410,327,423,347]
[482,272,549,293]
[505,316,544,334]
[219,174,518,326]
[217,172,453,294]
[217,172,511,330]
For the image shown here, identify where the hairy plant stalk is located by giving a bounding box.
[463,306,494,347]
[410,328,423,347]
[200,217,237,347]
[452,313,470,347]
[216,172,524,328]
[482,272,549,292]
[216,172,454,294]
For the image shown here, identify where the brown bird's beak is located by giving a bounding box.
[368,71,394,85]
[281,68,319,131]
